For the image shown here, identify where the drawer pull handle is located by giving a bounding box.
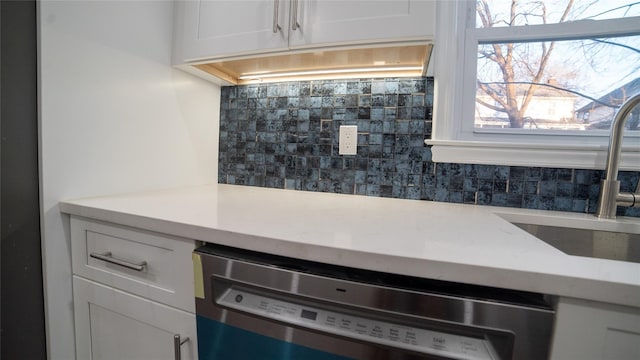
[89,251,147,271]
[174,334,189,360]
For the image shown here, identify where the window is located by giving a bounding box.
[429,0,640,170]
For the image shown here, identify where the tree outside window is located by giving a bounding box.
[473,0,640,131]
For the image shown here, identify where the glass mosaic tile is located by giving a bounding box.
[218,77,640,217]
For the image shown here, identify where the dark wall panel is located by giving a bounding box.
[1,1,47,359]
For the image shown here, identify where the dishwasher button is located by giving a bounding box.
[339,318,353,330]
[370,325,384,338]
[355,322,368,334]
[388,328,400,341]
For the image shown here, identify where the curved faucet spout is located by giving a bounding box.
[595,92,640,219]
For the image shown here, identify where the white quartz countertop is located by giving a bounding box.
[59,184,640,308]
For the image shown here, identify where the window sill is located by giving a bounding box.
[425,139,640,171]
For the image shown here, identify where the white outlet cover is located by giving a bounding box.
[339,125,358,155]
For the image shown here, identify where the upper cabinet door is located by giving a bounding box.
[173,0,435,67]
[287,0,434,48]
[177,0,290,62]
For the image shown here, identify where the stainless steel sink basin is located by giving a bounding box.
[513,223,640,264]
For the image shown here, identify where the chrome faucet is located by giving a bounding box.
[595,92,640,219]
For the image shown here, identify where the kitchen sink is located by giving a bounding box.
[513,223,640,264]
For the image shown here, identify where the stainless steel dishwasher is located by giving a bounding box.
[193,244,555,360]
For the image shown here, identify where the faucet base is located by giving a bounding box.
[596,179,620,219]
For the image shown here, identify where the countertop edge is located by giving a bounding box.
[58,198,640,308]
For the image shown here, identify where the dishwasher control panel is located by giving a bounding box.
[218,287,498,360]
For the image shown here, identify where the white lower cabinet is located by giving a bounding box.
[73,277,197,360]
[550,297,640,360]
[70,216,198,360]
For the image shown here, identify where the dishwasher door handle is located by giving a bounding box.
[89,251,147,271]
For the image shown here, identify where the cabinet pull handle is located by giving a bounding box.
[174,334,189,360]
[291,0,300,30]
[89,251,147,271]
[273,0,282,33]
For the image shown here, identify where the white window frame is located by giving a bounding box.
[427,0,640,171]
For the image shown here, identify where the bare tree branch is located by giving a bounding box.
[477,0,492,27]
[590,39,640,54]
[478,48,499,62]
[476,98,508,113]
[477,81,509,109]
[585,1,640,19]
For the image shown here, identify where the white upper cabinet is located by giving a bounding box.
[174,0,434,63]
[177,0,290,62]
[287,0,434,49]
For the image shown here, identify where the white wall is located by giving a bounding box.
[38,1,220,359]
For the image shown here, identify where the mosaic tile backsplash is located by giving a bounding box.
[218,77,640,217]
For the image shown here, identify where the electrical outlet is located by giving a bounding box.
[339,125,358,155]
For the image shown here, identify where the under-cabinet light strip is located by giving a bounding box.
[237,66,423,80]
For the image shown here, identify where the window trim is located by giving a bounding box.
[427,0,640,171]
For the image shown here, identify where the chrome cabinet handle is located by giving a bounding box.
[273,0,282,33]
[89,251,147,271]
[291,0,300,30]
[174,334,189,360]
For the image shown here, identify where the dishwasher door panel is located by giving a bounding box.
[194,244,555,360]
[196,310,449,360]
[196,315,353,360]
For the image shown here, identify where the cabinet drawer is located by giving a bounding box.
[70,216,196,312]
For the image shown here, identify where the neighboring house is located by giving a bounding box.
[576,77,640,130]
[475,79,579,129]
